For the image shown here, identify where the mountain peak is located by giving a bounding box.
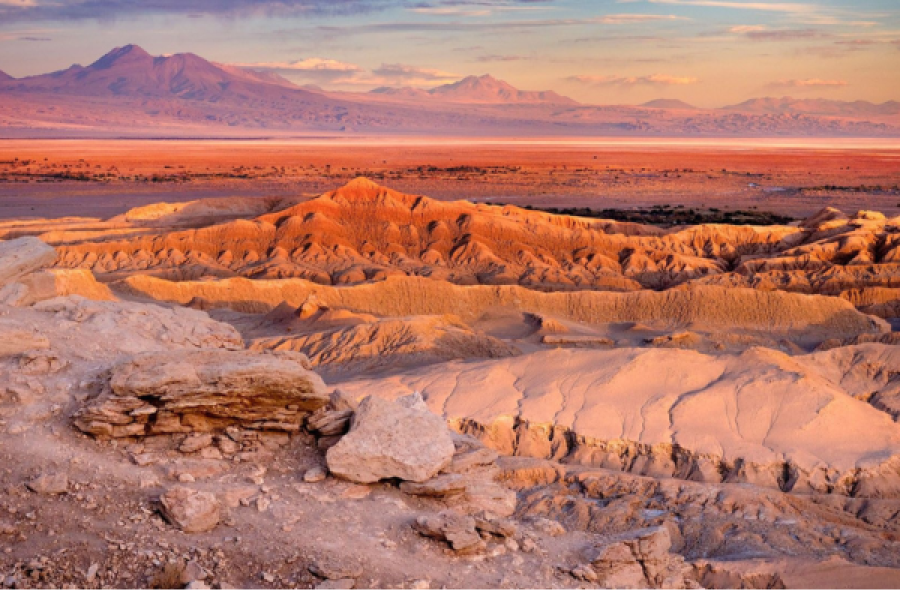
[0,69,13,82]
[463,74,501,84]
[426,74,577,105]
[90,44,152,69]
[642,99,696,110]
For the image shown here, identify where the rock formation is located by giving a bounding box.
[74,349,330,438]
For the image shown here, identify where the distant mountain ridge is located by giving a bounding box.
[0,69,12,82]
[723,97,900,117]
[371,74,578,105]
[1,45,897,137]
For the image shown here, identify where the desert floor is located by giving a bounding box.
[1,139,898,220]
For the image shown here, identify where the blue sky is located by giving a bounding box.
[0,0,898,106]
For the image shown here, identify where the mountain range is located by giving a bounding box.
[370,75,578,106]
[723,97,900,117]
[1,44,898,138]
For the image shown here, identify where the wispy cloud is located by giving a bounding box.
[235,56,461,88]
[474,54,528,62]
[408,1,554,17]
[744,28,826,41]
[234,58,361,74]
[0,27,56,41]
[568,73,699,86]
[769,78,848,88]
[371,63,460,84]
[643,0,815,13]
[0,0,392,22]
[310,13,689,36]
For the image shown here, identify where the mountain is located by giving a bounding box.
[723,97,900,117]
[642,99,696,110]
[372,74,579,105]
[0,69,12,82]
[4,44,310,101]
[0,45,897,137]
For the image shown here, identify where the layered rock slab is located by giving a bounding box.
[74,349,330,438]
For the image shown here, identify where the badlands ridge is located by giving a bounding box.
[1,179,900,588]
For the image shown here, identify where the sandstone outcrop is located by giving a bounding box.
[73,349,329,438]
[36,181,900,308]
[249,313,519,369]
[0,237,56,285]
[0,269,114,307]
[339,345,900,497]
[582,525,697,589]
[116,275,885,343]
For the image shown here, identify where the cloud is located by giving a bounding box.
[371,63,460,84]
[0,0,392,22]
[408,1,552,17]
[769,78,848,88]
[0,27,56,41]
[727,25,766,33]
[568,73,699,86]
[309,14,689,36]
[834,39,876,47]
[233,58,363,82]
[235,57,462,88]
[744,28,825,41]
[409,6,492,16]
[474,54,528,62]
[236,58,361,73]
[644,0,815,13]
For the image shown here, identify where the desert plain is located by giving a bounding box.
[1,138,900,590]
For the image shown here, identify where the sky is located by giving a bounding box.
[0,0,898,107]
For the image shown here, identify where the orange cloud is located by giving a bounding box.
[770,78,848,88]
[569,74,699,86]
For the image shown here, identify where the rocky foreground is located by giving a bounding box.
[2,185,900,589]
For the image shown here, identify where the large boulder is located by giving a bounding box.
[0,237,56,286]
[73,349,330,438]
[326,393,456,483]
[159,487,220,533]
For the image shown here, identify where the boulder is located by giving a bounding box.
[306,409,353,437]
[412,511,485,554]
[308,560,363,580]
[588,525,696,589]
[74,349,330,438]
[400,474,468,498]
[0,237,56,286]
[159,486,220,533]
[326,393,455,484]
[26,473,68,495]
